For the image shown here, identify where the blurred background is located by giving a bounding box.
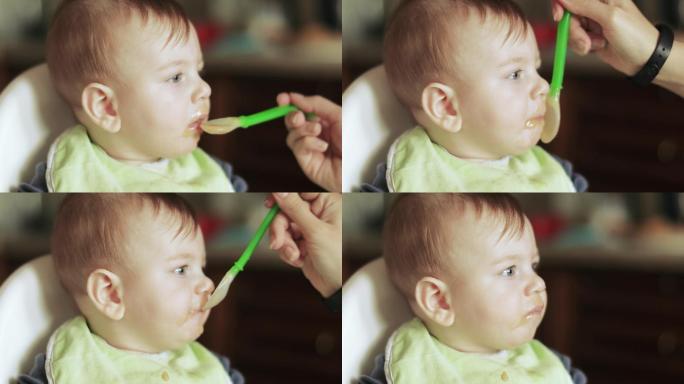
[343,193,684,384]
[0,193,341,383]
[0,0,342,192]
[343,0,684,191]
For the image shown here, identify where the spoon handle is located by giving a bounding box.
[232,204,281,274]
[550,11,571,98]
[240,105,298,128]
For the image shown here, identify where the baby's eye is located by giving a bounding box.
[174,265,188,275]
[508,69,523,80]
[168,73,184,83]
[501,266,516,277]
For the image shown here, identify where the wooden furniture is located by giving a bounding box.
[539,261,684,384]
[545,77,684,191]
[201,264,341,384]
[202,67,340,192]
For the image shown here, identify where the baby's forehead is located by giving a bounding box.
[109,11,194,53]
[119,208,203,259]
[442,204,527,244]
[448,11,532,54]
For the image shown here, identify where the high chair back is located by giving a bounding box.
[0,255,77,383]
[342,65,414,192]
[0,64,76,192]
[342,257,412,384]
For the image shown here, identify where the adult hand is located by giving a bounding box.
[553,0,684,97]
[266,193,342,297]
[277,93,342,192]
[552,0,658,77]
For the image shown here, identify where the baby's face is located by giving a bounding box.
[449,18,549,159]
[442,213,546,352]
[118,208,214,352]
[108,14,211,161]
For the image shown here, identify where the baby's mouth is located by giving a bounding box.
[186,115,208,136]
[525,116,545,129]
[524,304,545,320]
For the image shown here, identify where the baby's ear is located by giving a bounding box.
[420,83,462,133]
[86,269,125,320]
[413,276,455,327]
[81,83,121,134]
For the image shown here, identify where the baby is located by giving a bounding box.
[19,194,242,383]
[21,0,245,192]
[361,194,585,383]
[377,0,585,192]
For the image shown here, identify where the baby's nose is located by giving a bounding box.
[536,77,550,99]
[528,273,546,295]
[199,78,211,100]
[193,78,212,103]
[196,274,215,295]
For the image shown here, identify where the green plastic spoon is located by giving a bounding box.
[203,204,280,310]
[202,105,308,135]
[542,10,571,144]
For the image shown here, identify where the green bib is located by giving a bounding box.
[46,125,235,192]
[387,127,576,192]
[386,318,573,384]
[45,316,232,384]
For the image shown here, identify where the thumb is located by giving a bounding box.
[557,0,612,26]
[272,193,320,236]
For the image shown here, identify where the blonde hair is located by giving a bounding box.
[46,0,192,107]
[51,194,199,296]
[383,0,529,109]
[383,193,527,300]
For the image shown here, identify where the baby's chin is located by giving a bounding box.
[182,308,210,340]
[155,144,198,160]
[492,332,537,352]
[515,129,543,153]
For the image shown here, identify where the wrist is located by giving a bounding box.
[630,24,674,86]
[654,39,683,88]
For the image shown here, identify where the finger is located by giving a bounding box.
[276,92,291,106]
[272,193,321,236]
[291,135,329,154]
[288,93,341,123]
[286,129,306,150]
[269,212,291,250]
[289,225,303,242]
[279,245,303,268]
[285,130,304,150]
[552,1,563,21]
[264,194,276,208]
[300,193,321,202]
[568,15,592,54]
[557,0,612,26]
[289,121,322,137]
[587,33,608,50]
[284,111,306,131]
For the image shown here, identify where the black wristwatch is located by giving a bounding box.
[631,24,674,86]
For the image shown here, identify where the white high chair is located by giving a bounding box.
[342,65,414,192]
[0,64,76,192]
[342,257,412,384]
[0,255,77,383]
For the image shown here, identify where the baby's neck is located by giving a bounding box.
[84,314,168,354]
[413,113,510,161]
[424,320,502,355]
[422,125,510,161]
[85,127,165,164]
